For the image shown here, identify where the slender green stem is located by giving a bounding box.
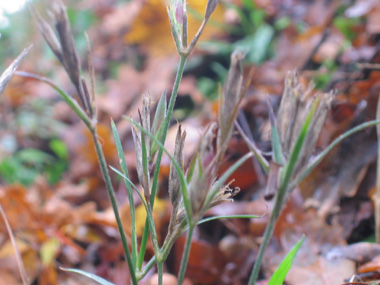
[138,55,188,270]
[157,261,163,285]
[151,54,188,205]
[138,214,263,281]
[138,224,149,270]
[136,255,156,281]
[111,120,138,267]
[146,201,161,255]
[136,218,187,280]
[177,225,194,285]
[249,183,288,284]
[91,129,137,284]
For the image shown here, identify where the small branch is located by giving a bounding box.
[91,130,137,284]
[248,184,287,284]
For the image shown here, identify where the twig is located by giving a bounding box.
[0,202,29,285]
[357,63,380,70]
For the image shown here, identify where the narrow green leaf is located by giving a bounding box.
[110,119,138,267]
[292,119,380,188]
[197,214,262,225]
[150,92,167,160]
[110,165,161,254]
[110,166,150,216]
[281,99,319,189]
[267,98,283,165]
[186,151,199,183]
[60,268,115,285]
[268,235,305,285]
[151,91,167,138]
[16,71,92,130]
[140,126,150,199]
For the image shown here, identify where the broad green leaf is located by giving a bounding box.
[268,235,305,285]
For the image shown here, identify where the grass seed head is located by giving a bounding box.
[277,71,334,173]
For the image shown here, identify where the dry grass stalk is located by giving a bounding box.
[0,203,29,285]
[30,0,93,116]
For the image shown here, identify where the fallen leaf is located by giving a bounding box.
[285,256,355,285]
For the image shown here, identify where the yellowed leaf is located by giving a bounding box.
[0,239,30,259]
[135,197,168,237]
[40,237,60,267]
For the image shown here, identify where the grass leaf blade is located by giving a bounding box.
[60,267,115,285]
[268,235,305,285]
[110,119,138,267]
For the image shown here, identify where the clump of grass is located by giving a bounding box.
[18,0,257,284]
